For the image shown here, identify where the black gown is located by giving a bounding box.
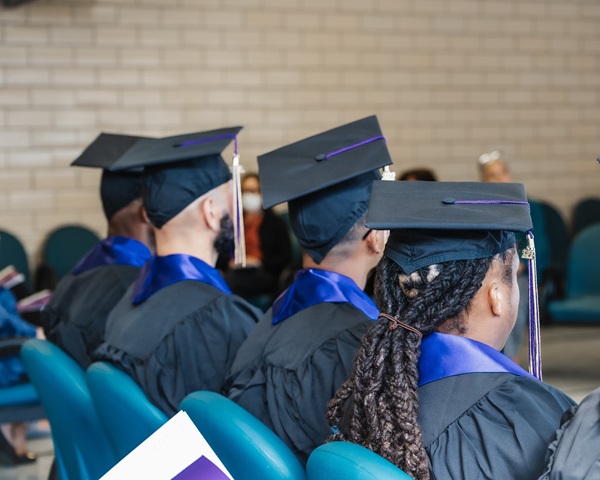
[42,264,141,369]
[225,301,372,465]
[538,385,600,480]
[419,373,576,480]
[95,280,261,416]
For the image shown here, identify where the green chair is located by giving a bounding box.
[0,230,31,289]
[180,391,306,480]
[573,198,600,236]
[548,225,600,323]
[21,339,117,479]
[86,362,168,461]
[307,442,412,480]
[43,225,100,282]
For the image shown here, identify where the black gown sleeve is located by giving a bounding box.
[425,375,575,480]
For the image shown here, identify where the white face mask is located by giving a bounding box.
[242,192,262,213]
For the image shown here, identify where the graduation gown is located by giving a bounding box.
[42,236,151,369]
[417,333,576,480]
[94,254,261,416]
[225,268,378,464]
[538,385,600,480]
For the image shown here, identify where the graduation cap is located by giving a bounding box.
[109,127,246,265]
[366,180,543,380]
[258,116,393,264]
[71,133,150,221]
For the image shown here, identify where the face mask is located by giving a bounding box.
[214,213,234,258]
[242,192,262,213]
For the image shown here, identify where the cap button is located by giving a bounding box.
[315,154,326,162]
[442,198,455,204]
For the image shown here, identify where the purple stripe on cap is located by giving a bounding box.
[175,134,238,155]
[447,199,530,207]
[317,135,386,161]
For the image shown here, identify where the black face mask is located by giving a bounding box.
[214,213,234,258]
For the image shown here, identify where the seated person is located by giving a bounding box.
[226,116,392,464]
[328,180,575,479]
[398,168,437,181]
[95,128,261,416]
[0,287,36,465]
[220,172,292,301]
[42,133,154,369]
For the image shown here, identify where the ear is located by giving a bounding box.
[200,196,221,233]
[488,280,503,317]
[365,229,385,255]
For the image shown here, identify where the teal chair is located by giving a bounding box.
[20,339,117,480]
[86,362,168,461]
[43,225,100,281]
[180,391,306,480]
[573,198,600,235]
[0,230,31,289]
[548,224,600,323]
[307,442,413,480]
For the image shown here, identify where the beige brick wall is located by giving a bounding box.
[1,0,599,270]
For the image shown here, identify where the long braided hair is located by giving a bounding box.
[327,250,514,479]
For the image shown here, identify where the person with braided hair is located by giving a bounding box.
[328,180,575,480]
[225,116,393,464]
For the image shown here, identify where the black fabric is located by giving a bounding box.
[100,170,143,220]
[225,302,372,465]
[418,373,575,480]
[258,115,392,210]
[95,280,261,416]
[289,170,380,264]
[142,154,232,229]
[539,386,600,480]
[41,263,141,369]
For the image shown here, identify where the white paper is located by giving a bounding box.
[101,411,233,480]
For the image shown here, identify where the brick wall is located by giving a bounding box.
[1,0,599,269]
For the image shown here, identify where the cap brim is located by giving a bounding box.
[110,126,243,171]
[258,115,392,209]
[71,133,151,171]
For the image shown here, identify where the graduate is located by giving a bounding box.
[42,133,154,369]
[225,116,392,464]
[327,180,576,479]
[94,128,261,416]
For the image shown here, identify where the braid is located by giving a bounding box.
[327,255,494,479]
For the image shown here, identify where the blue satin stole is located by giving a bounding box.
[71,236,152,275]
[271,268,379,325]
[132,254,231,305]
[418,332,536,387]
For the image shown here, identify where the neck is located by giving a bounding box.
[302,252,370,290]
[106,224,149,249]
[153,228,217,267]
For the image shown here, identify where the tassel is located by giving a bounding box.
[232,151,246,267]
[522,231,542,380]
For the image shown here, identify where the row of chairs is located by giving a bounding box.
[15,339,411,480]
[0,225,100,291]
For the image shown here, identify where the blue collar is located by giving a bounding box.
[418,332,536,387]
[131,254,231,305]
[271,268,379,325]
[71,236,152,275]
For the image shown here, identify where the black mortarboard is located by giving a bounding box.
[258,116,393,263]
[367,180,543,380]
[109,127,241,229]
[71,133,149,220]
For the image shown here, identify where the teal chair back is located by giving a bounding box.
[180,391,306,480]
[20,339,117,480]
[86,362,168,461]
[539,201,570,276]
[0,230,31,288]
[566,224,600,298]
[307,442,413,480]
[44,225,100,280]
[573,198,600,235]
